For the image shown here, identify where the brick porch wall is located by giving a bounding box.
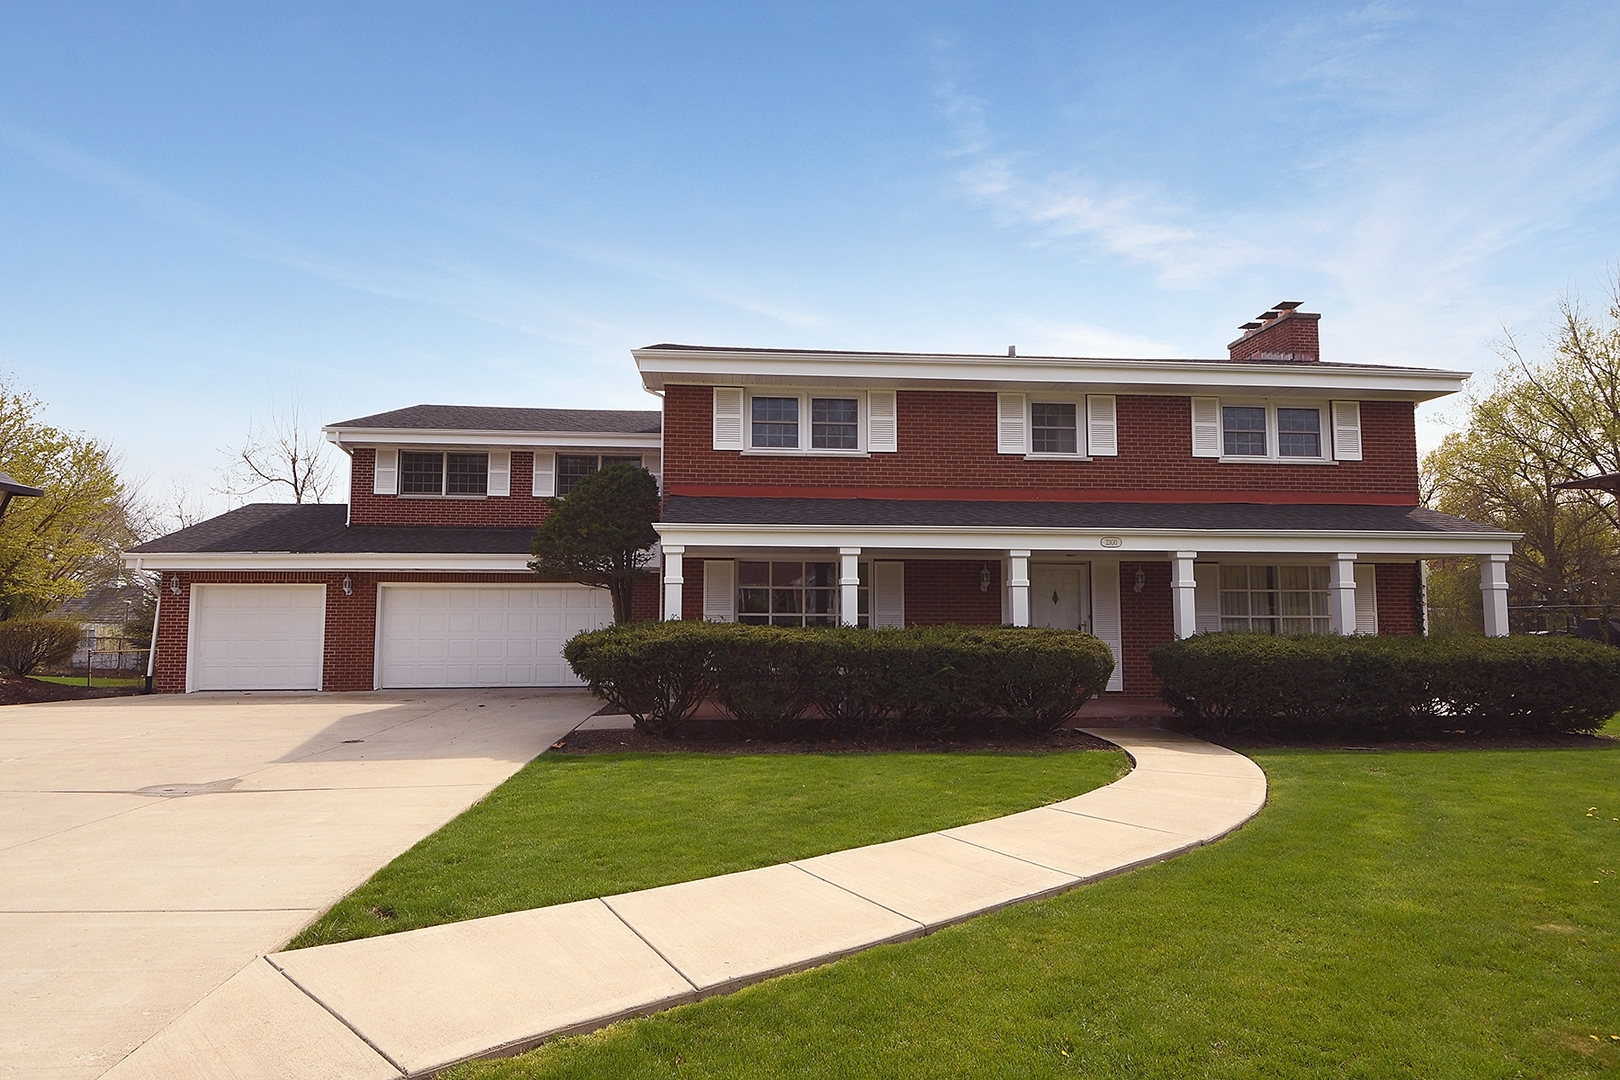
[152,569,658,693]
[1375,561,1421,635]
[903,560,1003,626]
[1117,561,1174,699]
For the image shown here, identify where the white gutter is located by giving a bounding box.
[120,552,539,573]
[321,427,660,450]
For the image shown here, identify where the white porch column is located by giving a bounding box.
[1008,550,1031,627]
[1172,551,1198,639]
[1482,553,1511,637]
[662,545,684,621]
[1329,553,1357,634]
[839,547,861,627]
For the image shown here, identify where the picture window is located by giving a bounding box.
[1219,564,1330,634]
[737,560,868,627]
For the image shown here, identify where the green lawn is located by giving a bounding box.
[439,741,1620,1080]
[290,748,1128,949]
[30,675,144,686]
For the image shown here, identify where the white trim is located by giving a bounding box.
[187,583,326,693]
[126,553,543,572]
[634,348,1470,402]
[327,428,660,450]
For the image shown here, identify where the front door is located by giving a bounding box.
[1030,565,1089,631]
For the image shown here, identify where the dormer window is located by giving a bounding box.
[399,451,488,496]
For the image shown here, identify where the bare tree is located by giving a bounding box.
[217,401,333,505]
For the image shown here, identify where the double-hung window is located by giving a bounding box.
[399,451,489,496]
[556,454,645,496]
[1276,408,1321,457]
[737,560,869,627]
[748,393,863,452]
[1218,403,1326,461]
[1030,402,1079,454]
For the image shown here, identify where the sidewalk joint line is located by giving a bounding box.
[597,897,701,994]
[265,955,410,1077]
[937,832,1079,878]
[786,862,926,928]
[1047,805,1197,837]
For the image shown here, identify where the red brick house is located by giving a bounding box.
[125,303,1515,697]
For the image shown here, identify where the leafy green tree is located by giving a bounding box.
[529,462,660,623]
[0,379,143,618]
[1422,276,1620,632]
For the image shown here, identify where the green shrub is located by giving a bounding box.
[564,622,1115,739]
[0,618,84,678]
[1150,632,1620,738]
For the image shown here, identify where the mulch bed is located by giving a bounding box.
[551,725,1119,756]
[0,677,146,706]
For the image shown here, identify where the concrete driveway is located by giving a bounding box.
[0,688,597,1080]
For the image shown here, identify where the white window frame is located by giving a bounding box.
[742,389,869,457]
[396,449,493,499]
[1024,396,1090,461]
[1214,399,1335,465]
[735,558,871,627]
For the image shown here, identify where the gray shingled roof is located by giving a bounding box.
[326,405,661,434]
[129,504,537,555]
[660,496,1509,534]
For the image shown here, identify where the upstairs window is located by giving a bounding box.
[1030,402,1078,454]
[751,397,800,448]
[810,398,859,449]
[1221,407,1267,457]
[399,451,488,496]
[557,454,644,496]
[1276,407,1322,457]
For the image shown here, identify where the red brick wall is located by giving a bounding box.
[1228,311,1320,361]
[348,448,560,527]
[152,569,658,693]
[1375,562,1420,636]
[1117,561,1174,698]
[903,560,1003,625]
[661,385,1419,502]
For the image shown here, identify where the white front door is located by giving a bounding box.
[376,584,614,688]
[189,584,326,691]
[1029,565,1090,632]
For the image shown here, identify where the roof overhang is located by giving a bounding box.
[122,552,537,573]
[633,347,1470,402]
[322,427,661,451]
[653,522,1516,558]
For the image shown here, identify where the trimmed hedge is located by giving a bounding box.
[1151,632,1620,737]
[564,622,1115,739]
[0,618,83,678]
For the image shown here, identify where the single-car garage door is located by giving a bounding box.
[377,584,613,688]
[189,584,326,691]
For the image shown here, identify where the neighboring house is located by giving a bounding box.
[124,303,1516,697]
[124,406,662,693]
[49,582,151,672]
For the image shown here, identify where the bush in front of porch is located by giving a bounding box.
[563,623,1115,739]
[1151,632,1620,737]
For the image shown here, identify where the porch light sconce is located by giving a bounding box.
[980,564,992,592]
[342,575,353,597]
[1133,566,1146,594]
[169,575,181,597]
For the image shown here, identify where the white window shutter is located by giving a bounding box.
[373,448,398,495]
[872,561,905,628]
[702,560,736,623]
[1190,397,1221,458]
[867,390,898,453]
[997,393,1027,454]
[1086,395,1118,456]
[642,451,662,492]
[1332,401,1363,461]
[487,451,511,496]
[1193,563,1222,633]
[1353,563,1378,634]
[531,451,556,497]
[713,387,745,450]
[1090,560,1124,691]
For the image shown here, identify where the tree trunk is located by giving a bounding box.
[611,576,633,624]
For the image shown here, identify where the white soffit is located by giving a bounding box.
[632,348,1470,402]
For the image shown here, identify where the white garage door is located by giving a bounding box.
[377,585,614,688]
[189,584,326,691]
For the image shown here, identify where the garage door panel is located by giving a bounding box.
[378,585,613,688]
[190,585,325,691]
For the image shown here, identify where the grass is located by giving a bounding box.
[29,675,144,686]
[437,739,1620,1080]
[289,748,1128,949]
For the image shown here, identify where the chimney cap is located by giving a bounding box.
[1272,300,1303,311]
[1257,310,1280,322]
[1238,321,1263,331]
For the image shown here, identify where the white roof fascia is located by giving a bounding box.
[120,552,538,573]
[633,349,1470,403]
[652,522,1516,558]
[322,427,661,450]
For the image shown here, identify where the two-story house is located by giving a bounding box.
[124,303,1516,698]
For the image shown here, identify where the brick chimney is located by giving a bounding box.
[1227,301,1320,362]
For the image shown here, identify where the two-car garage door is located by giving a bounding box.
[187,583,612,691]
[376,584,614,688]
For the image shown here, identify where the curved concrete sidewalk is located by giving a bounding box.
[106,728,1266,1080]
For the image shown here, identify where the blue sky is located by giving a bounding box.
[3,2,1619,519]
